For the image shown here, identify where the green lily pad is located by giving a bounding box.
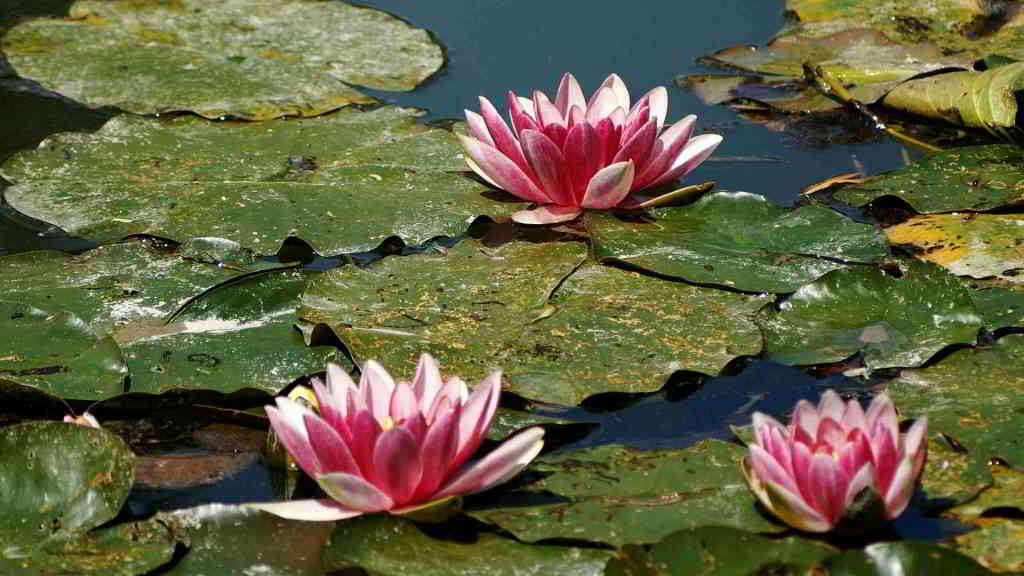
[643,526,836,575]
[1,107,515,254]
[322,515,615,576]
[885,213,1024,283]
[0,518,177,576]
[881,63,1024,140]
[0,0,442,120]
[0,421,135,551]
[888,334,1024,467]
[160,504,336,576]
[952,464,1024,517]
[826,540,993,575]
[834,146,1024,213]
[757,260,982,368]
[468,440,781,547]
[0,301,128,398]
[969,280,1024,330]
[588,191,888,293]
[953,518,1024,574]
[917,435,992,509]
[299,241,763,405]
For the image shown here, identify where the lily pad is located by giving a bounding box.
[885,213,1024,283]
[951,464,1024,517]
[881,63,1024,140]
[953,518,1024,574]
[588,191,888,293]
[0,0,442,120]
[834,145,1024,213]
[322,515,615,576]
[887,334,1024,467]
[1,107,516,254]
[0,421,135,550]
[757,260,982,368]
[468,440,782,547]
[0,519,177,576]
[161,504,336,575]
[916,435,993,509]
[644,526,836,575]
[826,540,993,575]
[968,280,1024,329]
[0,301,128,398]
[299,241,764,405]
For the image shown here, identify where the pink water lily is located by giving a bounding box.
[459,73,723,224]
[251,354,545,521]
[742,391,927,533]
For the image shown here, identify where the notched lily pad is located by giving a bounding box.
[1,107,515,254]
[643,525,836,575]
[757,260,982,369]
[300,241,763,405]
[468,440,781,547]
[0,421,135,551]
[834,145,1024,213]
[589,191,888,293]
[886,213,1024,284]
[888,334,1024,467]
[0,0,443,119]
[323,515,615,576]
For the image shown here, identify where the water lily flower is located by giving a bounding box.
[251,354,545,521]
[459,72,722,224]
[741,390,927,533]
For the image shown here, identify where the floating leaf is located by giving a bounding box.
[1,0,442,120]
[1,107,515,254]
[953,518,1024,574]
[888,334,1024,467]
[969,280,1024,329]
[299,241,763,405]
[834,145,1024,213]
[322,515,615,576]
[643,526,835,575]
[0,519,177,576]
[757,260,982,368]
[589,191,887,293]
[0,421,135,550]
[826,540,993,575]
[881,63,1024,140]
[468,440,781,547]
[885,213,1024,284]
[160,504,335,575]
[0,301,127,398]
[916,436,992,509]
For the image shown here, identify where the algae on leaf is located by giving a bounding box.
[1,0,443,119]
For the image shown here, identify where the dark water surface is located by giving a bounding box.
[0,0,911,254]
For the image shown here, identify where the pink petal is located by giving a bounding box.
[349,410,383,481]
[611,118,657,175]
[512,205,583,225]
[791,399,820,439]
[592,73,630,112]
[871,420,901,499]
[361,360,395,425]
[372,427,424,506]
[434,426,545,499]
[816,417,845,451]
[585,86,620,124]
[633,115,696,189]
[564,122,602,204]
[533,90,564,128]
[882,456,916,519]
[555,73,586,116]
[413,353,444,415]
[807,452,843,525]
[316,472,394,512]
[457,134,551,204]
[743,457,832,532]
[266,400,320,477]
[541,122,568,150]
[520,129,574,206]
[313,375,344,429]
[303,413,361,477]
[641,86,668,131]
[479,96,535,178]
[620,102,650,146]
[567,104,584,127]
[581,161,635,209]
[790,440,815,503]
[648,133,722,189]
[507,92,541,135]
[817,390,846,423]
[838,429,873,480]
[453,370,501,470]
[464,110,495,148]
[748,444,799,495]
[768,425,796,480]
[413,403,462,501]
[866,393,899,446]
[390,381,419,424]
[841,399,868,434]
[752,412,785,446]
[248,498,364,522]
[842,461,877,509]
[904,417,928,481]
[594,116,621,167]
